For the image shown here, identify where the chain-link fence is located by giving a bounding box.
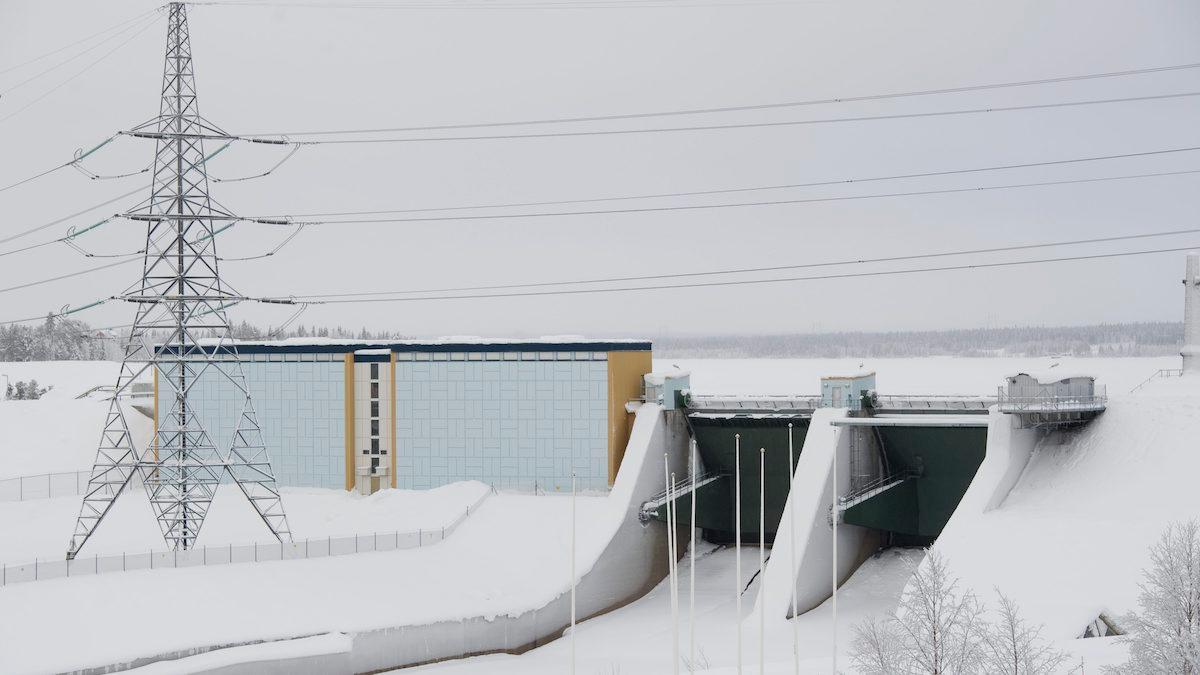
[0,488,492,587]
[0,470,92,502]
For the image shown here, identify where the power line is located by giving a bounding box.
[0,186,145,245]
[0,15,163,125]
[283,244,1200,305]
[0,297,115,328]
[264,91,1200,144]
[282,146,1200,219]
[4,234,1198,326]
[292,227,1200,299]
[0,14,165,97]
[189,0,801,11]
[0,135,119,195]
[0,258,136,297]
[0,7,161,76]
[243,61,1200,137]
[288,167,1200,226]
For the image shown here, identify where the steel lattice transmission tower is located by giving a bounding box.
[67,2,292,560]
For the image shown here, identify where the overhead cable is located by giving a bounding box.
[287,168,1200,226]
[0,7,161,76]
[0,13,165,97]
[243,61,1200,137]
[292,227,1200,299]
[261,91,1200,144]
[0,15,163,124]
[282,244,1200,305]
[281,146,1200,219]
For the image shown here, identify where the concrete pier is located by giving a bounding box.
[1184,253,1200,374]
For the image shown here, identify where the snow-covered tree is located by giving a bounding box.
[851,616,908,674]
[980,592,1066,674]
[1108,520,1200,674]
[850,550,986,674]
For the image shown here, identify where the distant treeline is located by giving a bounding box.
[0,318,1183,362]
[0,317,106,362]
[0,318,411,362]
[651,322,1184,358]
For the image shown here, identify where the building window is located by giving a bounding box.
[370,382,379,399]
[370,438,380,454]
[370,419,379,436]
[370,401,379,418]
[370,363,379,379]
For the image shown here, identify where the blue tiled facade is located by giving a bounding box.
[156,341,646,494]
[395,355,609,492]
[155,356,346,489]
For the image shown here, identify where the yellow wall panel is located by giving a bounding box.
[606,350,652,485]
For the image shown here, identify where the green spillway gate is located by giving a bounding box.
[663,418,811,544]
[655,414,988,548]
[840,425,987,547]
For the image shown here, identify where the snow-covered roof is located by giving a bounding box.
[644,371,690,386]
[1005,371,1096,383]
[180,336,651,353]
[821,371,876,382]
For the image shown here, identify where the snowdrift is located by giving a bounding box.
[931,376,1200,639]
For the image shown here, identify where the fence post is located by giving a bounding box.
[47,473,51,498]
[34,557,37,581]
[203,546,207,566]
[419,529,422,548]
[327,535,331,556]
[254,543,258,563]
[395,531,399,549]
[19,476,22,501]
[374,532,377,551]
[94,554,98,575]
[150,549,154,570]
[123,551,126,572]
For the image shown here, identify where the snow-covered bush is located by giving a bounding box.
[1107,520,1200,674]
[5,379,51,400]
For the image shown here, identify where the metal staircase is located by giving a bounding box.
[829,470,919,525]
[638,471,725,523]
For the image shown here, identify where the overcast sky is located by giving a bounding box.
[2,0,1199,339]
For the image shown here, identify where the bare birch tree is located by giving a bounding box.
[980,591,1066,674]
[1107,520,1200,674]
[849,550,985,674]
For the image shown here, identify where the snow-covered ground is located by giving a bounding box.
[0,482,490,564]
[664,356,1176,397]
[932,374,1200,643]
[0,491,612,674]
[0,360,119,400]
[0,361,147,479]
[0,358,1183,673]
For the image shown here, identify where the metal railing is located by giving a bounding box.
[0,488,494,588]
[638,471,725,523]
[1130,368,1184,393]
[838,470,917,510]
[995,385,1108,413]
[0,470,93,502]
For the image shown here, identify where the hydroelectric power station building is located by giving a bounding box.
[154,339,652,494]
